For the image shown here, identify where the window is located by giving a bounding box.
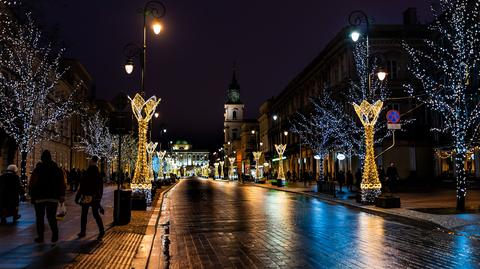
[386,60,398,80]
[232,110,237,120]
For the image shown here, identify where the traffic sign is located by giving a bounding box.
[387,110,401,124]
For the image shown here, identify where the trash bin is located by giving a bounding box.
[114,189,131,225]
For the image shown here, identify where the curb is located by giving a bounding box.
[247,183,450,232]
[131,183,177,269]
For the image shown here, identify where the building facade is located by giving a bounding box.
[258,9,437,183]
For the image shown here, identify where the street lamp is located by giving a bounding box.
[123,1,166,96]
[154,112,159,118]
[348,10,385,204]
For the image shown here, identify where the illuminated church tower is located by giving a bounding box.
[224,66,245,155]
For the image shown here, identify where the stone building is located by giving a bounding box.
[258,8,436,183]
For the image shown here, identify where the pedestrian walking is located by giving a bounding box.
[346,170,354,191]
[0,165,22,224]
[337,170,345,192]
[29,150,66,243]
[75,156,105,240]
[386,162,399,193]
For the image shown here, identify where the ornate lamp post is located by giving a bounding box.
[348,10,387,203]
[129,94,161,205]
[123,1,166,97]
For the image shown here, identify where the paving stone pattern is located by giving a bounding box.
[168,178,480,269]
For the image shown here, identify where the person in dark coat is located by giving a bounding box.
[29,150,66,243]
[337,170,345,192]
[0,165,22,224]
[75,156,105,240]
[386,162,399,193]
[346,170,354,192]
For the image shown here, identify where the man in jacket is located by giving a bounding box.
[75,156,105,240]
[29,150,66,243]
[0,164,22,224]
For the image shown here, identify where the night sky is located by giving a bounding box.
[30,0,431,150]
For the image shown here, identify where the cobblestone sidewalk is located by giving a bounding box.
[64,184,175,269]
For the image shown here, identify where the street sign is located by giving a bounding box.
[387,123,402,130]
[387,110,401,124]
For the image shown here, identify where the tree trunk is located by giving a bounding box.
[20,151,28,188]
[455,150,467,211]
[318,157,324,182]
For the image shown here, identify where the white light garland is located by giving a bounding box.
[0,13,75,187]
[403,0,480,210]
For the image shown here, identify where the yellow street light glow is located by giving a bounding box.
[152,20,162,35]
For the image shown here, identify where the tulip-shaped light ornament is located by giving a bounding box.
[157,150,166,179]
[228,157,236,180]
[146,142,158,181]
[353,100,383,203]
[253,151,263,180]
[275,144,287,181]
[214,162,219,179]
[219,161,224,179]
[129,94,161,196]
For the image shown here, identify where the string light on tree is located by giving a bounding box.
[403,0,480,211]
[0,13,76,189]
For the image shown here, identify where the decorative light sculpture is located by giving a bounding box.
[219,161,224,179]
[353,100,383,203]
[129,94,161,196]
[228,157,236,180]
[253,151,263,180]
[146,142,158,182]
[214,162,219,178]
[157,150,166,179]
[275,144,287,181]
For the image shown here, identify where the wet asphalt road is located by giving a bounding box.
[168,177,480,269]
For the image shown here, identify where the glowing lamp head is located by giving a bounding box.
[154,112,159,118]
[272,115,278,121]
[251,130,256,134]
[260,142,263,146]
[350,31,361,42]
[227,141,231,145]
[152,20,162,35]
[163,128,167,133]
[377,69,388,81]
[337,153,346,161]
[283,131,288,136]
[124,58,134,74]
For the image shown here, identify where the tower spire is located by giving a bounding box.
[226,61,241,104]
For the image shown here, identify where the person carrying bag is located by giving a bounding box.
[75,156,105,240]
